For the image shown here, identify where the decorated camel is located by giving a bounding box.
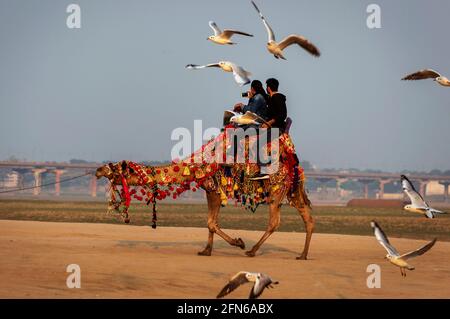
[96,128,314,259]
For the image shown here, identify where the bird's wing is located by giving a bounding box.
[185,63,221,70]
[229,63,251,86]
[370,221,400,256]
[427,208,446,218]
[402,69,441,80]
[223,110,239,126]
[425,210,435,219]
[401,175,427,208]
[231,112,259,125]
[251,1,275,42]
[233,72,251,86]
[231,117,257,125]
[400,238,437,260]
[249,274,275,299]
[216,272,250,298]
[242,111,259,121]
[278,34,321,57]
[225,110,239,118]
[429,208,446,214]
[245,111,267,124]
[222,29,254,39]
[209,21,221,36]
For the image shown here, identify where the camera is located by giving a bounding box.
[241,92,249,98]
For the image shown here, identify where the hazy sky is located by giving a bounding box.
[1,0,449,172]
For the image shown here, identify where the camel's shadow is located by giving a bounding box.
[116,238,299,257]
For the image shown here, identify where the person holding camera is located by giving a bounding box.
[233,80,269,124]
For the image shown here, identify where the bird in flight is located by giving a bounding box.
[217,271,278,299]
[207,21,253,45]
[401,175,447,219]
[251,0,320,60]
[370,221,437,277]
[402,69,450,87]
[185,61,251,86]
[223,110,266,126]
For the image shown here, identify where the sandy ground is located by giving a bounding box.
[0,220,449,299]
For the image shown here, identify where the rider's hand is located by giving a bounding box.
[233,103,244,112]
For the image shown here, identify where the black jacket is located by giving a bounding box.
[267,93,287,129]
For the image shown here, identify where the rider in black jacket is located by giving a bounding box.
[262,78,287,131]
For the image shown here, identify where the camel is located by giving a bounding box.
[96,131,314,259]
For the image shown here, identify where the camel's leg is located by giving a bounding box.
[107,185,121,213]
[108,184,130,223]
[198,191,245,256]
[198,191,217,256]
[291,186,314,260]
[245,191,283,257]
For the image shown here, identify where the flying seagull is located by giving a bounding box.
[217,271,278,299]
[402,69,450,87]
[401,175,447,219]
[224,110,267,126]
[207,21,253,45]
[251,0,320,60]
[185,61,251,86]
[370,221,437,277]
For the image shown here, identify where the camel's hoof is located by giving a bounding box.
[198,250,212,256]
[235,238,246,250]
[245,251,256,257]
[296,254,307,260]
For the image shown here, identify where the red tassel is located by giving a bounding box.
[121,176,131,207]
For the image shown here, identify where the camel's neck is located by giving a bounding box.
[146,162,209,186]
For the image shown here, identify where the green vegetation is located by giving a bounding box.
[0,199,448,241]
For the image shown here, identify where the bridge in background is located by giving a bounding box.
[0,161,449,201]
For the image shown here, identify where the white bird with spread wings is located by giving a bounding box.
[207,21,253,45]
[401,175,447,219]
[223,110,267,126]
[251,0,320,60]
[216,271,278,299]
[371,221,437,277]
[402,69,450,87]
[185,61,251,86]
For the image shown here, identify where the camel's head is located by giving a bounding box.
[95,163,115,180]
